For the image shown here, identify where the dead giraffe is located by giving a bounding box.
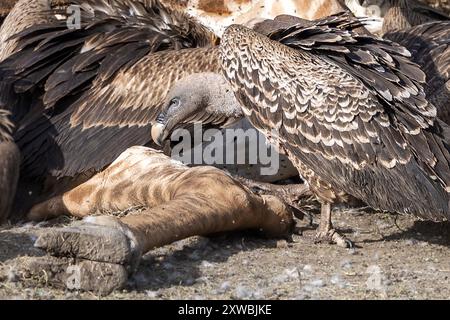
[19,147,302,294]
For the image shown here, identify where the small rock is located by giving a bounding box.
[330,275,346,288]
[273,275,288,284]
[234,286,252,299]
[195,276,209,284]
[252,290,265,299]
[201,261,214,268]
[219,281,231,293]
[285,267,300,280]
[146,290,160,298]
[276,240,288,249]
[310,279,325,288]
[405,239,418,246]
[303,265,313,272]
[6,268,19,282]
[341,259,352,269]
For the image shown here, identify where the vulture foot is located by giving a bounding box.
[314,229,354,248]
[233,176,316,220]
[315,201,354,248]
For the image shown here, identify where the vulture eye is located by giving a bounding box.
[169,97,180,109]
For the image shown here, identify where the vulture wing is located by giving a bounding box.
[0,0,218,178]
[385,21,450,123]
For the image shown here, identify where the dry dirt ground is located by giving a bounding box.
[0,208,449,300]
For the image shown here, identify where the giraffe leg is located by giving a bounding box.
[26,147,296,294]
[34,174,296,261]
[314,202,353,248]
[32,147,295,262]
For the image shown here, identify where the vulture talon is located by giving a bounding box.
[314,229,353,248]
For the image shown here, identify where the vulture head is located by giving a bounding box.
[151,72,244,146]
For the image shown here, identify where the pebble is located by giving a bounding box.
[276,240,288,249]
[195,276,209,284]
[341,259,352,269]
[146,290,161,298]
[234,286,253,299]
[405,239,418,246]
[330,275,347,288]
[310,279,325,288]
[219,281,231,293]
[303,264,313,272]
[6,268,19,282]
[201,261,214,268]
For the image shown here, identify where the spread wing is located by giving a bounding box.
[385,21,450,122]
[0,0,219,177]
[220,14,450,220]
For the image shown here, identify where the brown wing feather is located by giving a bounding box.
[385,21,450,123]
[220,17,450,220]
[0,0,218,178]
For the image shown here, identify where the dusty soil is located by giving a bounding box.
[0,209,449,300]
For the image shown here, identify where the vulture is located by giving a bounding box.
[215,13,450,247]
[384,21,450,124]
[220,14,450,246]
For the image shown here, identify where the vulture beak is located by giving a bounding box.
[151,122,168,147]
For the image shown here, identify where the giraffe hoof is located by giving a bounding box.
[34,216,142,273]
[314,229,354,248]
